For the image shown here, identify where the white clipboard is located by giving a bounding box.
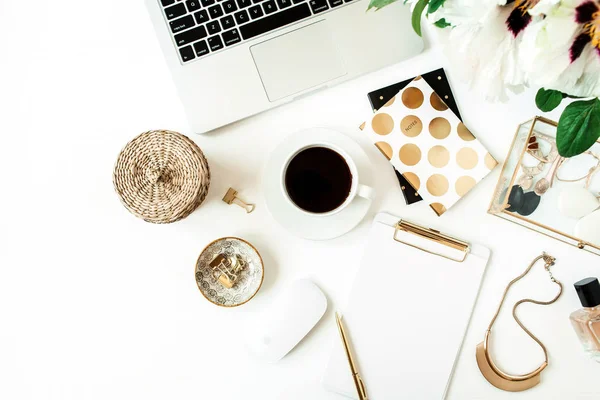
[323,212,490,400]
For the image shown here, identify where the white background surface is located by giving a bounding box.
[1,1,599,399]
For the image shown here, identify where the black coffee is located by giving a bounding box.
[284,147,353,213]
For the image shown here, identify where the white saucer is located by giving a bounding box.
[263,127,373,241]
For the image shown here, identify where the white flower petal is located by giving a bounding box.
[547,48,600,97]
[520,15,581,88]
[424,0,599,100]
[445,4,527,101]
[529,0,561,16]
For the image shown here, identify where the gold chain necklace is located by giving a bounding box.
[476,253,563,392]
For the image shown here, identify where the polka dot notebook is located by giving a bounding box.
[360,76,498,216]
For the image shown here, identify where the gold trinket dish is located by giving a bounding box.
[195,237,264,307]
[489,116,600,256]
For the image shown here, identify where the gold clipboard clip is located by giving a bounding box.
[393,220,470,263]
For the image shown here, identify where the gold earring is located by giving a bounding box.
[476,253,563,392]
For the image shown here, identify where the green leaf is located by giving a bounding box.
[556,98,600,157]
[427,0,445,14]
[560,92,584,99]
[412,0,430,37]
[433,18,451,28]
[535,88,563,112]
[367,0,399,11]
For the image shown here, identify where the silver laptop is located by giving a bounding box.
[146,0,423,133]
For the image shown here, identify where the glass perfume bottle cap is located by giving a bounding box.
[574,277,600,308]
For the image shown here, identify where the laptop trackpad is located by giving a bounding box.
[250,22,347,102]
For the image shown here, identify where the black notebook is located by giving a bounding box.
[367,68,461,205]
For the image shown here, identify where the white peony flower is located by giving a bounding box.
[441,1,536,101]
[520,0,600,97]
[399,0,600,100]
[519,1,581,89]
[548,45,600,96]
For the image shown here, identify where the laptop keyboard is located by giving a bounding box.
[160,0,355,64]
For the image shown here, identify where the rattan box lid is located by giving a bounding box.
[113,130,210,224]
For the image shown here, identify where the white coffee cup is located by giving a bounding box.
[281,142,375,217]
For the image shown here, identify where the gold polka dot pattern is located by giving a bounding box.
[383,96,396,107]
[372,113,394,135]
[485,152,498,170]
[399,144,422,166]
[430,92,448,111]
[400,115,423,137]
[457,148,479,170]
[428,145,450,168]
[455,176,477,196]
[427,174,449,197]
[430,203,447,216]
[375,142,393,160]
[429,117,451,140]
[362,76,497,216]
[402,87,424,109]
[403,172,421,191]
[457,123,476,141]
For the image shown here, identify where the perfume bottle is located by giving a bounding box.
[570,277,600,362]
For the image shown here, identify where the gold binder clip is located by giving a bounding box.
[223,188,255,213]
[209,253,247,289]
[393,220,470,263]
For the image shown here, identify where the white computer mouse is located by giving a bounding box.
[244,279,327,363]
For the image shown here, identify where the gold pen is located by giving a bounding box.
[335,312,369,400]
